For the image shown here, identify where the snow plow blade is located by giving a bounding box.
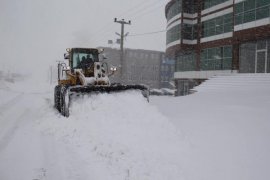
[55,84,149,117]
[70,84,149,102]
[70,84,149,95]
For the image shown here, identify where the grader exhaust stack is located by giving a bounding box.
[54,48,149,117]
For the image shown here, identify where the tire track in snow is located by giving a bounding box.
[0,93,24,115]
[0,109,30,152]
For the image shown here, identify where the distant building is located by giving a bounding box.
[101,47,122,83]
[160,57,175,89]
[165,0,270,96]
[101,47,165,89]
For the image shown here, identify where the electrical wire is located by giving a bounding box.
[90,0,164,37]
[122,0,164,18]
[89,0,167,45]
[117,0,160,17]
[128,30,166,37]
[132,3,166,20]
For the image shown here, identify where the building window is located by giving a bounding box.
[202,13,233,38]
[235,0,270,25]
[201,46,232,70]
[183,24,197,40]
[175,52,196,72]
[166,0,182,21]
[183,0,198,14]
[240,39,270,73]
[166,25,181,44]
[203,0,229,10]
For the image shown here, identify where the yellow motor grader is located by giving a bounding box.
[54,48,149,117]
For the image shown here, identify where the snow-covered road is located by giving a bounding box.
[0,83,73,180]
[0,80,185,180]
[0,74,270,180]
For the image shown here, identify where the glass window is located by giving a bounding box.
[223,58,232,69]
[175,52,196,72]
[167,0,182,21]
[244,10,255,23]
[203,21,209,29]
[208,19,215,27]
[203,0,229,10]
[183,24,197,40]
[235,0,270,25]
[223,13,232,23]
[201,46,232,70]
[224,46,232,57]
[166,25,181,44]
[256,0,270,8]
[216,25,224,34]
[215,48,222,59]
[204,0,210,9]
[72,52,98,69]
[208,27,216,36]
[256,6,269,20]
[235,14,243,25]
[224,24,232,32]
[244,0,256,11]
[202,13,233,38]
[235,2,244,14]
[201,50,208,60]
[208,48,215,59]
[216,16,223,26]
[257,40,267,50]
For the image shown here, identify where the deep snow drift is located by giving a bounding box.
[0,74,270,180]
[151,74,270,180]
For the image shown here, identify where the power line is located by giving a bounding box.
[132,3,166,20]
[89,0,166,45]
[123,0,164,18]
[90,0,163,37]
[128,30,166,37]
[117,0,161,17]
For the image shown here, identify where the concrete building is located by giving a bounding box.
[101,47,165,89]
[165,0,270,96]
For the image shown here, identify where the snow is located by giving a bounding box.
[151,74,270,180]
[0,74,270,180]
[37,91,185,180]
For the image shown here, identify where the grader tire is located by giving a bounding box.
[54,85,61,112]
[60,85,70,117]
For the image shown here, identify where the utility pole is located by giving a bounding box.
[114,18,131,80]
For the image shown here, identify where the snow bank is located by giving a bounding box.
[37,91,186,180]
[151,74,270,180]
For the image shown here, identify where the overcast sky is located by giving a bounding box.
[0,0,169,76]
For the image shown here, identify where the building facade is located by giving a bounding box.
[101,47,165,89]
[165,0,270,96]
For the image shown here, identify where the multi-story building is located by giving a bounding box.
[165,0,270,96]
[101,47,165,89]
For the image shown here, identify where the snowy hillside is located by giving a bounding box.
[0,74,270,180]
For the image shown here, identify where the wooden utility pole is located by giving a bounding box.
[114,18,131,79]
